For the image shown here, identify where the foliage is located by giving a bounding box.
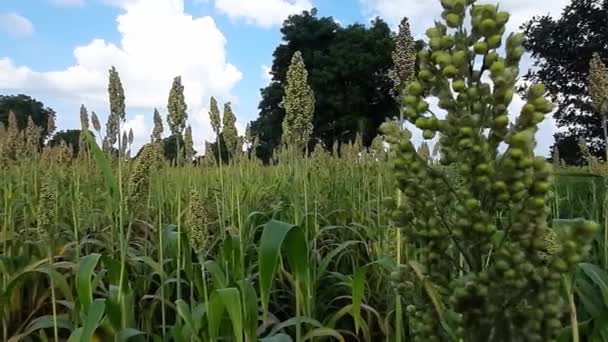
[522,0,608,163]
[48,129,95,158]
[0,94,56,143]
[382,0,598,340]
[251,10,398,161]
[281,51,315,150]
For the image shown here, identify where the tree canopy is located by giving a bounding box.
[48,129,95,157]
[0,94,56,142]
[522,0,608,163]
[250,10,398,161]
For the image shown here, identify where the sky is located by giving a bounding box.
[0,0,572,155]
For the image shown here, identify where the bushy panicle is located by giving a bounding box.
[184,125,195,162]
[389,17,417,99]
[186,189,210,254]
[167,76,188,136]
[37,179,56,241]
[91,111,101,132]
[382,1,598,340]
[209,97,222,135]
[127,143,161,214]
[222,102,239,157]
[589,53,608,114]
[281,51,315,150]
[151,108,163,143]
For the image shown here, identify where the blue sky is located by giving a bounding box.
[0,0,572,154]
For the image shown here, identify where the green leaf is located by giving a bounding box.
[217,288,243,342]
[259,334,292,342]
[116,328,145,341]
[352,268,366,333]
[175,299,196,332]
[76,253,101,313]
[258,220,303,319]
[72,299,105,342]
[238,279,258,341]
[84,130,117,201]
[268,316,323,336]
[302,327,344,341]
[8,315,73,342]
[579,263,608,306]
[207,291,225,341]
[203,260,227,289]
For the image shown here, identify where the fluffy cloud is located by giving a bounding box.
[261,65,272,82]
[48,0,86,6]
[0,13,34,37]
[214,0,313,28]
[359,0,569,33]
[0,0,242,154]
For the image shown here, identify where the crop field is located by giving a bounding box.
[2,0,608,341]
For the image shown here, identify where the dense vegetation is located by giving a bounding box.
[522,0,608,163]
[1,0,608,341]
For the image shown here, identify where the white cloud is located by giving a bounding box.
[261,65,272,82]
[0,0,242,153]
[359,0,569,34]
[214,0,313,28]
[49,0,86,7]
[0,13,34,37]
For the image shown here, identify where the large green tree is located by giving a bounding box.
[250,9,398,160]
[0,94,56,142]
[522,0,608,163]
[49,129,95,158]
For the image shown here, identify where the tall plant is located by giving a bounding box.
[167,76,188,164]
[281,51,315,152]
[222,102,238,160]
[383,0,599,340]
[105,66,125,153]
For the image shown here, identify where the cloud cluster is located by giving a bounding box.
[359,0,569,33]
[0,0,242,153]
[214,0,313,28]
[0,12,34,37]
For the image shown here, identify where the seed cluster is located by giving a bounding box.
[382,0,599,340]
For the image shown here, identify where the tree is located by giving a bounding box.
[522,0,608,163]
[222,102,238,159]
[167,76,187,164]
[0,94,56,143]
[250,10,398,161]
[281,51,315,150]
[49,129,95,158]
[106,66,125,151]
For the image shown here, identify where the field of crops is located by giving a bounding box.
[3,0,608,340]
[0,143,607,341]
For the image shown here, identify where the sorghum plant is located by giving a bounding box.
[383,0,599,340]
